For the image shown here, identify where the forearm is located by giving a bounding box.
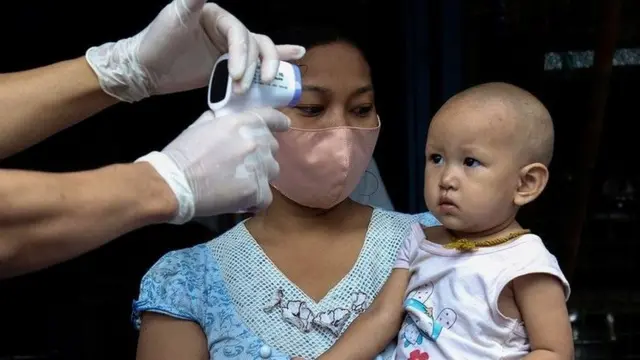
[316,268,410,359]
[318,309,402,360]
[0,162,176,278]
[0,57,118,159]
[523,349,571,360]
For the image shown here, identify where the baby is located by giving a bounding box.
[316,82,573,359]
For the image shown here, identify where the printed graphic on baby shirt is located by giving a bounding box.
[408,349,430,360]
[399,322,433,359]
[401,321,425,348]
[402,282,458,342]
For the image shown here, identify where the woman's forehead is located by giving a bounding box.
[298,42,372,89]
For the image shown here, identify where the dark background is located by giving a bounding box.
[0,0,638,359]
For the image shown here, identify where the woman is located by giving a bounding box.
[133,27,439,360]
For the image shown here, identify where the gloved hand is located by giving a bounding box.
[86,0,305,103]
[136,108,290,224]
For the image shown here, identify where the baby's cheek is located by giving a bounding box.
[423,180,439,205]
[471,192,511,222]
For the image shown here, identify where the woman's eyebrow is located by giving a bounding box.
[302,85,330,94]
[302,84,374,95]
[354,84,374,95]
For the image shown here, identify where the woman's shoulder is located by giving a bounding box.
[413,211,441,227]
[370,208,439,231]
[135,243,218,305]
[132,243,215,328]
[142,243,212,280]
[141,222,249,283]
[372,208,414,223]
[371,208,439,224]
[132,228,245,330]
[205,221,256,262]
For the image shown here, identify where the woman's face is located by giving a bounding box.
[280,41,378,129]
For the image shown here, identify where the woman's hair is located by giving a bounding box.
[269,23,372,69]
[268,24,377,94]
[270,25,360,52]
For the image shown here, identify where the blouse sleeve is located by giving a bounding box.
[131,246,208,329]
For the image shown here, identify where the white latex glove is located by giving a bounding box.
[136,108,290,224]
[86,0,305,102]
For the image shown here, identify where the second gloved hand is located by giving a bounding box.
[136,108,290,224]
[86,0,305,102]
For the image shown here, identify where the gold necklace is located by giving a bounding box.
[443,229,531,252]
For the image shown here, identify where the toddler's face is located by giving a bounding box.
[424,100,523,234]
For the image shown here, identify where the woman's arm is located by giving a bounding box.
[0,162,176,278]
[514,274,574,360]
[136,312,209,360]
[0,57,118,159]
[317,269,410,360]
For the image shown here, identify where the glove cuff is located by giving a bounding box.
[135,151,195,225]
[85,36,151,103]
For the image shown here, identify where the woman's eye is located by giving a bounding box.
[295,105,324,117]
[463,157,481,167]
[352,105,373,117]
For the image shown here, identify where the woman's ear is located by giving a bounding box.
[514,163,549,207]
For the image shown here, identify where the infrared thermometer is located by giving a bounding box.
[207,54,302,117]
[205,54,302,215]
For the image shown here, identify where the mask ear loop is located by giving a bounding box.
[355,170,380,198]
[355,114,382,199]
[370,115,381,130]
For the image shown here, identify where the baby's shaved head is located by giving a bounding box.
[444,82,554,166]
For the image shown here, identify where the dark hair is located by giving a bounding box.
[268,24,376,87]
[271,25,362,52]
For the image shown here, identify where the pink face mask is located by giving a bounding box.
[271,117,381,209]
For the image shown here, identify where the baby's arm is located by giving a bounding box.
[317,268,411,360]
[514,273,574,360]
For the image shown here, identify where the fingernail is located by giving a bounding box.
[240,61,257,92]
[232,81,244,94]
[291,46,306,59]
[262,59,280,82]
[228,56,245,80]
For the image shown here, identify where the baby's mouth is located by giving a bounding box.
[438,197,458,211]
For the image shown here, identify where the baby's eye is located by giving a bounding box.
[429,154,443,164]
[295,105,324,117]
[463,157,481,167]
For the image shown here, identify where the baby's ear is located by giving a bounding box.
[514,163,549,207]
